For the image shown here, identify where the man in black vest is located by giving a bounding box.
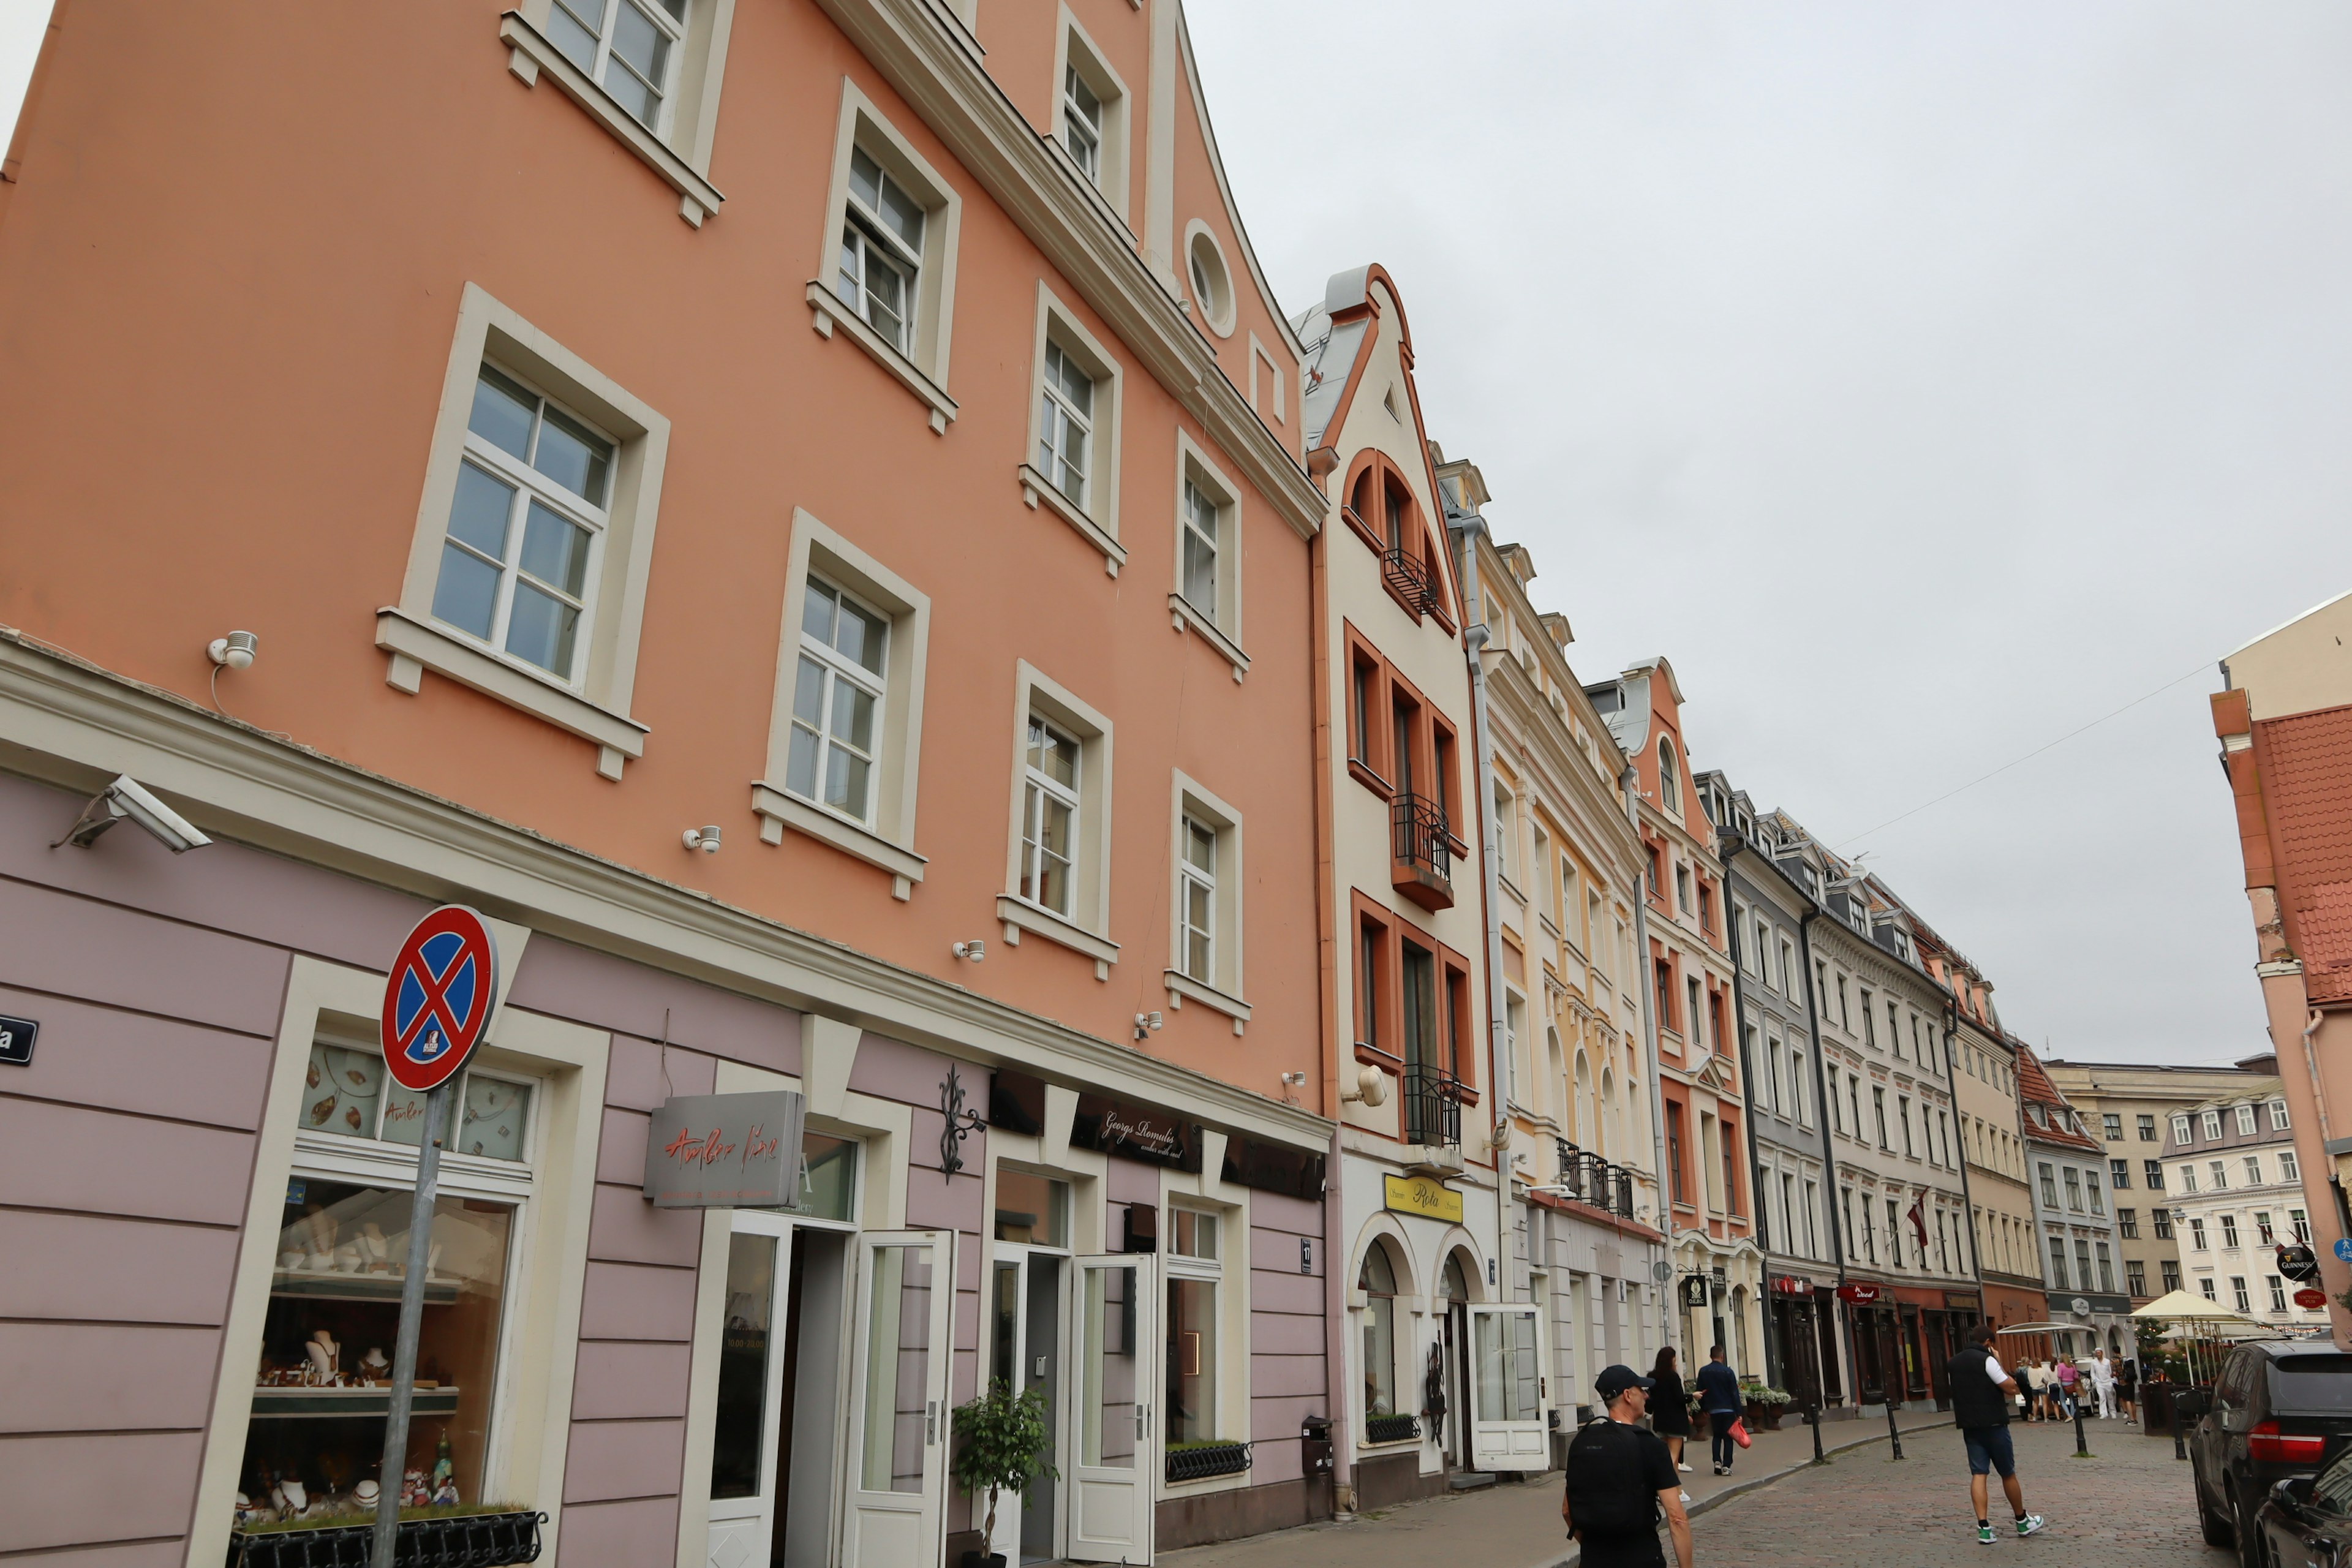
[1947,1323,2046,1545]
[1563,1363,1694,1567]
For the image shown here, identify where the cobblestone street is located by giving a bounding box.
[1683,1420,2212,1567]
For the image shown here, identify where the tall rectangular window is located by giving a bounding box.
[1667,1103,1687,1205]
[2203,1110,2224,1140]
[1019,717,1080,915]
[2154,1209,2174,1240]
[2117,1207,2138,1238]
[2110,1158,2130,1189]
[2038,1163,2059,1208]
[1874,1087,1890,1150]
[2048,1235,2068,1288]
[2139,1114,2158,1142]
[2211,1160,2229,1191]
[837,147,924,353]
[1177,815,1216,984]
[2272,1099,2292,1131]
[2096,1243,2115,1292]
[1037,340,1095,507]
[1401,944,1436,1076]
[2232,1276,2252,1313]
[2221,1213,2240,1248]
[1179,477,1220,619]
[2237,1104,2258,1136]
[1899,1095,1914,1156]
[2190,1217,2207,1250]
[785,577,888,823]
[2245,1155,2264,1187]
[432,364,612,683]
[2146,1160,2165,1190]
[1790,1050,1810,1128]
[2282,1150,2300,1182]
[1062,64,1103,182]
[548,0,687,129]
[2127,1259,2146,1296]
[2062,1168,2082,1212]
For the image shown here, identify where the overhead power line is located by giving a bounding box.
[1835,657,2219,851]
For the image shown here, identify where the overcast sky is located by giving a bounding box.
[1185,0,2352,1067]
[5,6,2346,1066]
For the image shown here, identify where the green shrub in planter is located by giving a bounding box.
[951,1379,1059,1556]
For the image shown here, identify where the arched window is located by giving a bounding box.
[1359,1241,1402,1426]
[1602,1067,1619,1159]
[1658,739,1680,815]
[1441,1251,1472,1302]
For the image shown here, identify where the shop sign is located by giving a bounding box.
[2278,1244,2321,1283]
[1681,1275,1712,1308]
[1383,1173,1463,1224]
[1837,1281,1884,1306]
[1771,1276,1813,1295]
[1943,1292,1982,1311]
[643,1090,807,1208]
[1070,1091,1201,1170]
[0,1013,36,1066]
[2297,1288,2329,1309]
[1224,1135,1327,1200]
[380,905,500,1092]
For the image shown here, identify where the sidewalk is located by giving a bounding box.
[1161,1408,1959,1568]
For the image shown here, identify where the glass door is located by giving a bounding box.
[1066,1253,1157,1564]
[1466,1303,1547,1471]
[988,1248,1066,1564]
[707,1213,794,1568]
[842,1231,954,1568]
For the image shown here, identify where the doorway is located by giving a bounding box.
[990,1247,1066,1563]
[704,1217,851,1568]
[1438,1252,1472,1470]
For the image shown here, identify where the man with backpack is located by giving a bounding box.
[1946,1322,2048,1545]
[1563,1363,1694,1568]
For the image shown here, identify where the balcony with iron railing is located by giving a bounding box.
[1390,791,1453,910]
[1402,1065,1465,1172]
[1381,544,1440,619]
[1551,1138,1639,1223]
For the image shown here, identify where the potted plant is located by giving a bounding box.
[950,1379,1058,1568]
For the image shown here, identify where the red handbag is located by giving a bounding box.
[1729,1417,1753,1449]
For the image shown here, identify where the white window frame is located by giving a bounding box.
[500,0,736,225]
[807,81,964,432]
[1183,219,1237,337]
[999,660,1118,974]
[753,508,933,897]
[2272,1099,2293,1131]
[2174,1114,2194,1145]
[2204,1109,2224,1140]
[381,283,668,779]
[2283,1150,2301,1182]
[2237,1103,2258,1136]
[189,951,608,1568]
[544,0,689,137]
[1165,772,1249,1030]
[1052,11,1131,219]
[1019,283,1126,571]
[1167,431,1247,677]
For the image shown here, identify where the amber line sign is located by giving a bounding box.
[643,1090,807,1208]
[1382,1173,1464,1225]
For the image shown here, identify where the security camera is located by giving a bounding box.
[53,775,213,853]
[207,631,258,669]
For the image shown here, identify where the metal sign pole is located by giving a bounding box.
[372,1080,451,1568]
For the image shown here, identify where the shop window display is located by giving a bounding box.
[233,1039,535,1528]
[1166,1207,1222,1447]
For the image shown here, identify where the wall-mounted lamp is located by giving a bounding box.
[1133,1011,1164,1040]
[952,940,986,962]
[682,826,722,853]
[1340,1064,1389,1106]
[206,630,258,669]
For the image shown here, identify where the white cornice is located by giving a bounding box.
[0,634,1331,1151]
[809,0,1325,542]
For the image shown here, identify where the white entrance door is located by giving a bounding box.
[1467,1303,1548,1472]
[1066,1253,1158,1564]
[706,1213,794,1568]
[842,1231,956,1568]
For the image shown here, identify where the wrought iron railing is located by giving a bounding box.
[1364,1412,1422,1445]
[228,1510,547,1568]
[1166,1439,1253,1482]
[1382,545,1439,615]
[1551,1140,1640,1221]
[1391,791,1452,884]
[1404,1064,1464,1149]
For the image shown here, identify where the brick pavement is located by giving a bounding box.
[1680,1417,2207,1567]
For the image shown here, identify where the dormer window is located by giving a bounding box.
[1657,739,1680,815]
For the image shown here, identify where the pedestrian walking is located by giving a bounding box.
[2054,1357,2079,1420]
[1695,1343,1744,1477]
[1945,1322,2048,1546]
[1648,1346,1694,1474]
[2117,1357,2139,1423]
[2018,1359,2042,1420]
[2088,1350,2116,1419]
[1562,1364,1695,1568]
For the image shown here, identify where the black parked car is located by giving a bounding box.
[2255,1436,2352,1568]
[2185,1341,2352,1568]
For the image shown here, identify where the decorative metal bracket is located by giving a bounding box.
[938,1063,986,1177]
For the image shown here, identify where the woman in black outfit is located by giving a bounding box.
[1649,1346,1694,1474]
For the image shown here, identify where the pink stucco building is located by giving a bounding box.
[0,2,1338,1562]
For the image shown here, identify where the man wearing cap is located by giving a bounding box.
[1563,1363,1694,1568]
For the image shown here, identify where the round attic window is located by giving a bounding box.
[1185,222,1235,337]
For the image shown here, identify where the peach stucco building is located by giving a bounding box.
[0,2,1341,1564]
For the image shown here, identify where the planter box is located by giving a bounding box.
[1166,1440,1253,1482]
[1363,1413,1422,1446]
[1743,1400,1786,1431]
[228,1509,546,1567]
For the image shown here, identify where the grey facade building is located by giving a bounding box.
[2016,1042,2132,1355]
[1698,771,1842,1407]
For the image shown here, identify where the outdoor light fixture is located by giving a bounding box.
[951,940,986,962]
[1133,1010,1164,1039]
[52,774,212,853]
[682,826,722,853]
[206,630,258,669]
[1340,1065,1389,1106]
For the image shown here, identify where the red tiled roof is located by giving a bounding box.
[2255,704,2352,1004]
[2013,1043,2103,1152]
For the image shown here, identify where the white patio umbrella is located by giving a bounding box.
[2132,1291,2272,1383]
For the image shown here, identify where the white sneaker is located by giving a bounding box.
[1679,1491,1692,1505]
[1677,1462,1692,1472]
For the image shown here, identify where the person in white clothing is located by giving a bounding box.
[2088,1351,2117,1419]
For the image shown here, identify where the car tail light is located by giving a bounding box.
[2248,1420,2329,1464]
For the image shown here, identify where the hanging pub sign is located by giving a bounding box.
[1836,1281,1884,1306]
[1069,1091,1202,1171]
[2278,1244,2321,1284]
[1681,1275,1712,1308]
[643,1090,807,1208]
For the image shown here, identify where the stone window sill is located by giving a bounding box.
[998,894,1117,980]
[1164,970,1250,1034]
[500,11,723,227]
[376,608,646,779]
[1166,594,1248,682]
[752,783,925,900]
[1018,463,1126,576]
[806,282,957,434]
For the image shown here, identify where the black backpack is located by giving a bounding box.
[1566,1420,1662,1539]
